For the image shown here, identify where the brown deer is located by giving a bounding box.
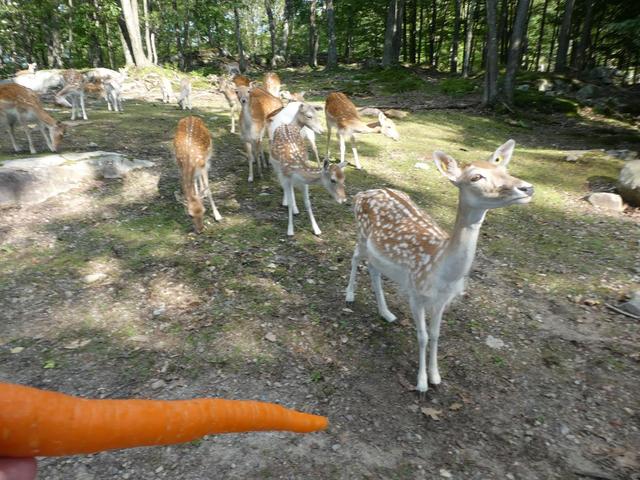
[173,116,222,233]
[345,140,533,392]
[325,92,400,170]
[263,72,281,97]
[270,124,347,236]
[0,83,65,154]
[55,69,88,120]
[236,85,283,182]
[232,74,251,87]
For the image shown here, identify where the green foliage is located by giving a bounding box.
[513,90,578,114]
[440,77,478,96]
[359,67,426,94]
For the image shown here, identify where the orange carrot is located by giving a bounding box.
[0,383,328,457]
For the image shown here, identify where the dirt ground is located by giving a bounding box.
[1,75,639,480]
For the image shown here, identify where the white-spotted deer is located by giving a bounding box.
[325,92,400,170]
[267,101,324,165]
[173,116,222,233]
[263,72,281,97]
[160,77,173,103]
[270,124,347,236]
[177,78,192,110]
[345,140,534,392]
[55,69,88,120]
[236,85,283,182]
[0,83,65,153]
[216,77,240,133]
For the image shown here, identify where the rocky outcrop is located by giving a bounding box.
[617,160,640,207]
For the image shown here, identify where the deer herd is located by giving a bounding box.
[0,65,534,393]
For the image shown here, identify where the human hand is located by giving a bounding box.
[0,458,37,480]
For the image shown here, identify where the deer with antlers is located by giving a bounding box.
[345,140,533,392]
[270,124,347,236]
[173,116,222,233]
[55,69,88,120]
[236,85,283,182]
[0,83,65,154]
[263,72,281,97]
[325,92,400,170]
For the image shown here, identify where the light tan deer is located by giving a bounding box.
[216,77,240,133]
[232,74,251,87]
[325,92,400,170]
[345,140,534,392]
[177,78,192,110]
[270,124,347,236]
[173,116,222,233]
[55,69,88,120]
[267,101,324,165]
[0,83,65,154]
[236,85,283,182]
[160,77,173,103]
[263,72,281,97]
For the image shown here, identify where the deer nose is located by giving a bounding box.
[518,185,534,196]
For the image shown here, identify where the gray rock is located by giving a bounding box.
[536,78,553,92]
[414,162,430,170]
[620,291,640,317]
[617,160,640,207]
[564,149,603,162]
[83,272,107,284]
[605,149,637,161]
[586,192,624,212]
[485,335,505,349]
[516,84,530,91]
[0,152,155,206]
[576,84,599,101]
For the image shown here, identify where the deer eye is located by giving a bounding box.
[470,174,484,183]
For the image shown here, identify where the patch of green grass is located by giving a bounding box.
[514,90,578,114]
[440,77,478,96]
[358,67,427,94]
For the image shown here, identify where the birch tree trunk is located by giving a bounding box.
[120,0,149,66]
[142,0,153,63]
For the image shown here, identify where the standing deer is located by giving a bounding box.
[216,77,240,133]
[173,116,222,233]
[236,85,283,182]
[0,83,65,153]
[55,69,88,120]
[270,124,347,236]
[177,78,192,110]
[267,101,324,165]
[263,72,281,97]
[345,141,534,392]
[325,92,400,170]
[232,74,251,87]
[160,77,173,103]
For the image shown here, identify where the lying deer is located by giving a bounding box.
[345,140,533,392]
[325,92,400,170]
[267,101,323,165]
[236,85,283,182]
[0,83,65,153]
[216,77,240,133]
[55,69,88,120]
[160,77,173,103]
[270,124,347,236]
[15,63,37,76]
[173,116,222,233]
[264,72,281,97]
[178,78,192,110]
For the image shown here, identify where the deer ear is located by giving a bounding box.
[377,111,388,124]
[433,151,461,183]
[323,158,331,171]
[490,139,515,167]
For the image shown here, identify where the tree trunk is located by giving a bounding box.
[393,0,405,62]
[417,0,425,63]
[434,0,450,67]
[309,0,319,67]
[409,0,418,63]
[233,5,247,72]
[265,0,278,68]
[428,0,437,65]
[326,0,338,68]
[554,0,574,72]
[547,0,561,71]
[503,0,531,105]
[105,21,116,69]
[462,0,479,76]
[534,0,549,71]
[572,0,594,71]
[451,0,462,72]
[118,18,135,66]
[142,0,153,63]
[281,0,294,61]
[120,0,149,66]
[484,0,499,106]
[90,0,104,67]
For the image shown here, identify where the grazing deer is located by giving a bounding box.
[236,85,283,182]
[232,74,251,87]
[15,63,37,76]
[178,78,192,110]
[325,92,400,170]
[216,77,240,133]
[55,69,88,120]
[0,83,65,153]
[160,77,173,103]
[173,116,222,233]
[263,72,281,97]
[267,101,324,165]
[270,124,347,236]
[345,141,533,392]
[105,79,123,112]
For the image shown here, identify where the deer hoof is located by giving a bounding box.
[381,310,397,323]
[345,291,355,303]
[429,371,441,385]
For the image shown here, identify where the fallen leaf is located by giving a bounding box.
[43,359,57,369]
[449,402,463,411]
[10,346,24,354]
[397,373,416,391]
[265,332,277,342]
[421,407,443,421]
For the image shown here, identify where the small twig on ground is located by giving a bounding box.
[604,303,640,320]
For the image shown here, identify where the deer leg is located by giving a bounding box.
[410,294,429,393]
[302,184,321,236]
[201,171,222,221]
[80,92,88,120]
[245,141,254,183]
[325,124,332,159]
[285,180,295,236]
[350,135,362,170]
[368,264,396,323]
[38,123,54,152]
[230,110,236,133]
[345,243,364,302]
[6,122,20,152]
[427,305,445,385]
[339,133,346,165]
[21,119,37,154]
[255,139,263,178]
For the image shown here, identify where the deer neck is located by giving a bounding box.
[353,120,381,134]
[437,199,487,282]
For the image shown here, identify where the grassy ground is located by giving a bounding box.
[0,67,639,479]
